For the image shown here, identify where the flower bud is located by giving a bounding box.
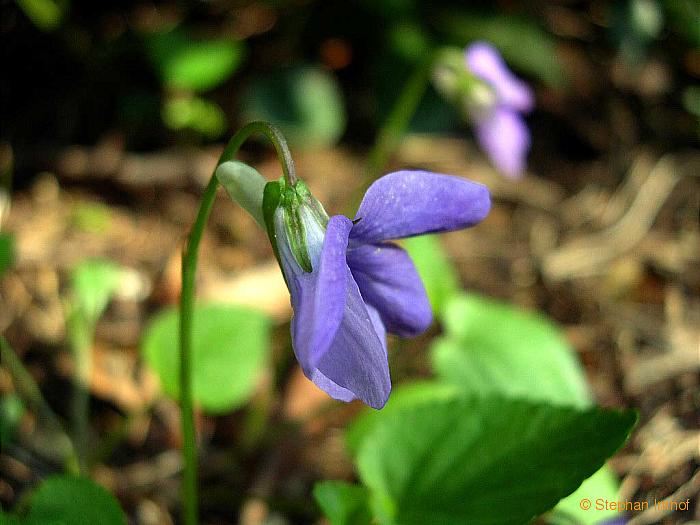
[262,178,329,278]
[215,161,267,227]
[431,47,496,122]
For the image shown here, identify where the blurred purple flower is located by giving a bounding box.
[465,42,534,178]
[266,171,490,408]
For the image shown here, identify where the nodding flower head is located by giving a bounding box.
[433,43,534,178]
[465,42,534,179]
[262,170,491,409]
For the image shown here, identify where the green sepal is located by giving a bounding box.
[262,179,283,273]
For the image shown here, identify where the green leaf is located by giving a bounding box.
[550,466,622,525]
[345,381,462,456]
[402,235,460,315]
[16,0,63,31]
[0,395,24,446]
[26,475,126,525]
[431,293,592,407]
[162,95,227,138]
[240,66,347,148]
[71,259,122,326]
[313,481,373,525]
[148,29,244,92]
[355,396,636,525]
[0,510,23,524]
[437,10,565,87]
[663,0,700,47]
[0,233,14,277]
[142,304,271,413]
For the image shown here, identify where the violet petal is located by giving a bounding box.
[348,242,431,336]
[311,271,391,409]
[465,41,534,113]
[475,107,530,179]
[350,170,491,244]
[290,215,352,370]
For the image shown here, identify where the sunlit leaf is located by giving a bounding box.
[431,293,592,407]
[26,475,126,525]
[142,304,271,413]
[356,396,636,525]
[241,66,347,148]
[71,259,121,326]
[162,95,227,138]
[314,481,373,525]
[148,29,244,92]
[16,0,64,31]
[550,466,623,525]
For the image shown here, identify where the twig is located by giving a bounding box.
[542,155,682,281]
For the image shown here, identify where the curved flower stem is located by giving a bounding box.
[179,121,295,525]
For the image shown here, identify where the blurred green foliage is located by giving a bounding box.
[313,481,373,525]
[5,0,698,160]
[142,304,271,413]
[431,293,592,407]
[15,475,125,525]
[241,66,347,148]
[403,235,460,315]
[0,233,14,277]
[15,0,64,32]
[70,259,121,327]
[147,29,245,93]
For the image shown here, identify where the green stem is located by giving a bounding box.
[357,55,433,207]
[179,121,295,525]
[0,336,79,474]
[68,313,92,474]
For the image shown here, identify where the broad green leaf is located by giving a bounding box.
[0,510,23,524]
[356,396,636,525]
[313,481,372,525]
[0,233,14,277]
[437,10,565,87]
[26,475,126,525]
[240,66,347,148]
[345,381,462,456]
[431,293,592,407]
[402,235,460,315]
[148,29,244,92]
[16,0,63,31]
[71,259,121,326]
[162,95,227,138]
[142,304,270,413]
[550,466,622,525]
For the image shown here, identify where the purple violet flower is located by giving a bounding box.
[263,170,490,409]
[465,42,534,178]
